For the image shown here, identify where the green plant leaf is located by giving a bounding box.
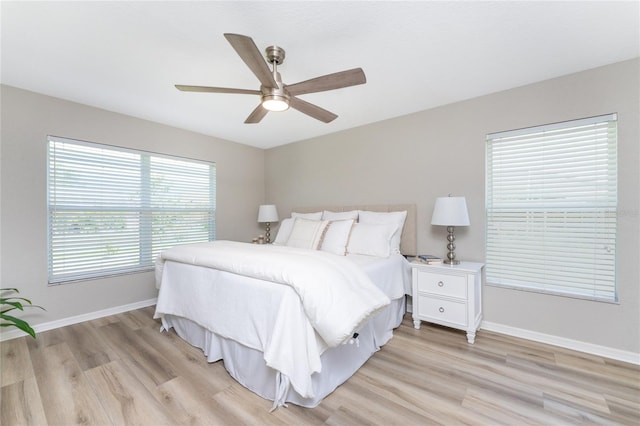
[0,296,33,305]
[0,288,45,339]
[0,313,36,338]
[1,300,25,312]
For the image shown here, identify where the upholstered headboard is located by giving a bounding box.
[291,204,417,256]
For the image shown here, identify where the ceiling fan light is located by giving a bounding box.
[262,95,290,112]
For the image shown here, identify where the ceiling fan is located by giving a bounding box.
[175,33,367,124]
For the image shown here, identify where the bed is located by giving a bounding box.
[153,204,416,409]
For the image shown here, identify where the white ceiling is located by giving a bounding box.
[2,1,638,149]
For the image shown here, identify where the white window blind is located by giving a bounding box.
[485,114,617,301]
[47,136,216,284]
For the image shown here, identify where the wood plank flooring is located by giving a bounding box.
[2,306,639,425]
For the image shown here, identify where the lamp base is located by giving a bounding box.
[265,222,272,244]
[444,225,461,264]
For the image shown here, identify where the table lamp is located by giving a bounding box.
[257,204,279,243]
[431,195,470,264]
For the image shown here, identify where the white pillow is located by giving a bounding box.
[286,218,330,250]
[321,210,359,221]
[291,211,322,220]
[273,218,294,245]
[347,222,398,257]
[358,210,407,254]
[320,219,355,256]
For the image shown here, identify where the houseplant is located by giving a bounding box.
[1,287,45,338]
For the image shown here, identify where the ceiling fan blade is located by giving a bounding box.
[224,33,278,89]
[289,97,338,123]
[245,104,269,124]
[175,85,260,95]
[285,68,366,96]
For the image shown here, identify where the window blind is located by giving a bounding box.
[485,114,617,301]
[47,136,216,284]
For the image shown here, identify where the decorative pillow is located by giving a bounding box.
[291,211,322,220]
[358,210,408,254]
[286,218,330,250]
[320,219,355,256]
[347,222,399,257]
[321,210,359,221]
[273,218,294,245]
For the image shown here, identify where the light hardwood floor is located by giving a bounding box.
[2,306,639,425]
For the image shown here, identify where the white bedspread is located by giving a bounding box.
[154,240,391,399]
[156,240,390,347]
[347,253,412,297]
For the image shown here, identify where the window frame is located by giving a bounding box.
[484,114,618,302]
[47,136,216,284]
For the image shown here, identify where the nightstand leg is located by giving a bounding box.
[466,330,476,344]
[413,319,421,329]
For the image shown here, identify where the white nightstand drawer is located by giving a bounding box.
[416,271,466,299]
[418,296,467,327]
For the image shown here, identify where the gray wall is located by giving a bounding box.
[265,59,640,354]
[1,85,265,327]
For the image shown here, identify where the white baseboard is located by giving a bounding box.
[0,298,157,342]
[481,321,640,366]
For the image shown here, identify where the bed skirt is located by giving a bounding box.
[160,296,405,409]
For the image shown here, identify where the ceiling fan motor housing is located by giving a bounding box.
[261,71,290,111]
[265,45,285,65]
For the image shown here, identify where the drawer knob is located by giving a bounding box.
[439,307,445,313]
[438,281,444,287]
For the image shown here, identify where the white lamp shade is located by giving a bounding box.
[258,204,279,223]
[431,196,470,226]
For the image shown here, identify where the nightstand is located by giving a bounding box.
[410,261,484,343]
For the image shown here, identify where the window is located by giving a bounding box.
[47,136,216,284]
[485,114,617,301]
